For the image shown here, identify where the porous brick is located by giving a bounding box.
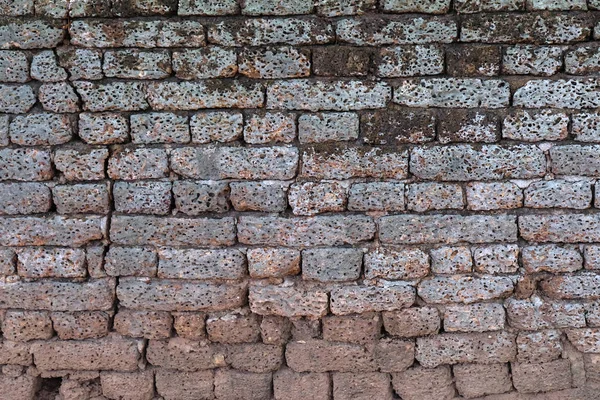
[107,148,169,180]
[130,112,189,144]
[105,246,157,277]
[54,146,108,181]
[453,363,512,398]
[517,330,562,363]
[78,113,129,145]
[244,112,296,144]
[158,248,245,280]
[392,366,455,400]
[361,108,435,144]
[2,310,53,341]
[155,369,214,400]
[333,372,393,400]
[0,19,64,49]
[316,0,376,16]
[207,310,260,344]
[230,181,288,212]
[145,338,224,371]
[260,315,291,345]
[466,181,523,210]
[51,311,110,340]
[382,307,440,337]
[514,79,600,108]
[0,182,51,215]
[302,248,362,282]
[522,244,583,273]
[114,309,172,339]
[0,85,36,113]
[173,48,237,79]
[364,247,429,280]
[273,368,329,400]
[240,47,310,79]
[312,46,371,77]
[473,244,520,274]
[503,45,564,75]
[525,179,592,209]
[418,275,514,304]
[286,339,377,372]
[406,183,463,212]
[437,110,499,143]
[573,112,600,142]
[100,371,155,400]
[249,284,328,318]
[57,47,103,80]
[444,303,506,332]
[190,111,243,143]
[214,370,272,400]
[430,246,472,274]
[38,82,80,113]
[347,182,405,212]
[103,49,171,79]
[0,51,29,82]
[505,296,586,329]
[520,213,600,243]
[446,44,501,76]
[288,182,347,215]
[173,180,230,214]
[503,110,569,141]
[16,247,86,278]
[381,0,451,13]
[75,81,149,112]
[512,360,573,393]
[113,181,172,215]
[52,183,111,214]
[330,283,415,315]
[298,112,358,143]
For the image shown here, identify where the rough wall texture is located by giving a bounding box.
[2,0,600,399]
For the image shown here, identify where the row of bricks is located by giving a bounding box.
[0,241,598,279]
[1,178,600,216]
[3,0,600,18]
[4,108,600,146]
[5,14,600,51]
[4,43,600,84]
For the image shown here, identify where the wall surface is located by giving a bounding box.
[1,0,600,399]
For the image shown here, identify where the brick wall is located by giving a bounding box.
[1,0,600,399]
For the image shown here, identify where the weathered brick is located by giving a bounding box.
[238,215,374,246]
[383,307,440,337]
[333,372,393,400]
[298,112,358,144]
[337,16,457,45]
[105,246,157,277]
[520,213,600,243]
[503,45,564,75]
[173,47,237,79]
[171,146,298,180]
[0,115,8,146]
[0,19,64,49]
[438,110,499,143]
[0,341,31,366]
[214,370,272,400]
[267,79,390,111]
[473,244,519,274]
[392,366,455,400]
[240,47,310,79]
[103,49,171,79]
[57,47,103,80]
[288,182,347,215]
[158,248,245,280]
[291,318,320,340]
[517,330,562,363]
[410,144,545,181]
[244,112,296,144]
[330,283,415,315]
[525,180,591,209]
[382,0,450,12]
[53,183,111,214]
[178,0,237,14]
[207,310,260,344]
[393,79,509,108]
[286,339,376,372]
[322,314,381,345]
[446,44,500,76]
[430,246,472,274]
[173,312,206,340]
[541,273,600,300]
[247,248,299,279]
[514,79,600,108]
[108,148,168,180]
[241,0,312,15]
[0,182,51,215]
[78,112,129,144]
[573,112,600,142]
[130,112,189,144]
[312,46,371,77]
[565,45,600,75]
[114,181,172,215]
[51,311,110,340]
[0,248,15,276]
[302,248,362,282]
[301,145,407,179]
[379,214,517,244]
[585,246,600,270]
[110,215,235,246]
[114,309,172,339]
[0,51,28,82]
[227,343,281,372]
[30,50,66,81]
[2,310,53,341]
[117,278,246,311]
[522,244,583,273]
[0,0,34,16]
[38,81,81,113]
[101,371,155,400]
[454,363,512,398]
[75,81,148,112]
[16,247,86,278]
[0,374,39,400]
[566,328,600,353]
[146,338,224,371]
[230,181,287,212]
[347,182,405,212]
[365,248,429,280]
[551,145,600,176]
[261,315,291,345]
[503,110,569,141]
[208,17,334,46]
[466,181,523,210]
[249,284,328,318]
[0,215,105,246]
[416,331,516,367]
[373,339,415,373]
[406,183,463,212]
[273,368,329,400]
[505,296,586,329]
[0,85,35,113]
[419,275,513,304]
[54,146,108,181]
[173,180,230,214]
[361,108,435,144]
[155,369,214,400]
[444,303,505,333]
[190,111,243,143]
[512,360,573,393]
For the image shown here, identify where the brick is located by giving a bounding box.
[172,312,205,341]
[473,244,520,274]
[373,339,414,373]
[207,310,260,344]
[146,338,224,371]
[503,110,569,141]
[392,366,455,400]
[249,284,328,318]
[406,183,463,212]
[365,248,429,280]
[573,112,600,142]
[31,337,140,372]
[503,45,564,75]
[566,45,600,74]
[316,0,376,16]
[416,331,516,368]
[267,79,390,111]
[208,17,334,46]
[0,374,39,400]
[363,109,433,145]
[110,215,235,246]
[520,213,600,243]
[291,318,321,340]
[155,369,214,400]
[286,340,377,372]
[240,47,310,79]
[51,311,110,340]
[505,296,586,329]
[522,245,583,273]
[0,182,51,215]
[158,248,245,280]
[526,0,586,9]
[261,316,291,345]
[393,78,509,108]
[0,85,35,113]
[101,371,154,400]
[54,146,108,181]
[512,360,572,393]
[130,112,189,144]
[0,248,15,276]
[105,246,157,277]
[419,275,513,304]
[322,314,381,344]
[34,0,69,17]
[298,112,359,143]
[525,180,592,209]
[244,112,296,144]
[312,46,371,77]
[382,307,440,337]
[444,303,505,333]
[288,182,347,216]
[108,148,168,180]
[0,115,8,146]
[585,246,600,270]
[190,111,243,143]
[114,309,172,339]
[173,48,237,79]
[0,19,64,49]
[173,181,229,214]
[226,343,282,373]
[2,311,53,341]
[454,363,512,398]
[0,51,28,82]
[567,328,600,353]
[514,79,600,108]
[31,50,67,82]
[381,0,450,12]
[78,113,129,145]
[178,0,238,15]
[214,370,272,400]
[238,215,374,246]
[347,182,405,212]
[247,248,299,279]
[461,13,592,43]
[446,44,500,76]
[301,145,407,179]
[330,283,415,315]
[53,183,110,214]
[16,247,86,278]
[430,246,472,274]
[337,16,457,45]
[241,0,313,15]
[551,145,600,176]
[517,330,562,363]
[230,181,288,212]
[103,49,171,79]
[302,248,362,282]
[379,214,517,244]
[466,181,523,210]
[0,0,34,15]
[273,368,329,400]
[0,215,104,247]
[38,81,80,113]
[542,273,600,299]
[333,372,392,400]
[75,81,148,112]
[411,144,545,181]
[57,47,103,80]
[114,181,172,215]
[171,146,298,180]
[438,110,499,143]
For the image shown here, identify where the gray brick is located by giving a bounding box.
[0,215,105,246]
[383,307,440,338]
[316,0,376,16]
[145,338,222,370]
[158,248,245,280]
[53,183,110,214]
[173,48,237,79]
[430,246,472,274]
[347,182,405,212]
[0,19,64,49]
[298,112,358,143]
[1,148,51,181]
[438,110,499,144]
[16,247,86,278]
[514,79,600,108]
[584,245,600,270]
[239,47,310,79]
[173,180,229,214]
[551,145,600,176]
[0,115,8,146]
[418,275,514,304]
[526,0,586,10]
[444,303,505,332]
[230,181,288,212]
[473,244,519,274]
[54,146,108,181]
[454,363,512,399]
[250,284,328,318]
[522,245,582,273]
[105,246,157,277]
[365,248,429,280]
[503,110,569,141]
[241,0,313,15]
[330,283,415,315]
[379,214,517,244]
[114,181,172,215]
[248,248,300,279]
[178,0,238,15]
[377,45,444,77]
[406,183,463,212]
[517,330,562,363]
[190,111,243,143]
[566,45,600,74]
[57,47,103,81]
[3,310,53,341]
[0,84,35,113]
[75,81,149,112]
[0,247,15,276]
[288,182,347,216]
[78,112,129,144]
[505,296,585,329]
[108,148,169,180]
[381,0,451,12]
[502,45,564,76]
[302,248,362,282]
[542,274,600,300]
[0,0,34,16]
[244,112,296,144]
[103,49,171,79]
[38,82,80,113]
[466,181,523,210]
[0,182,51,215]
[573,112,600,142]
[525,180,592,209]
[0,51,29,82]
[512,360,572,394]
